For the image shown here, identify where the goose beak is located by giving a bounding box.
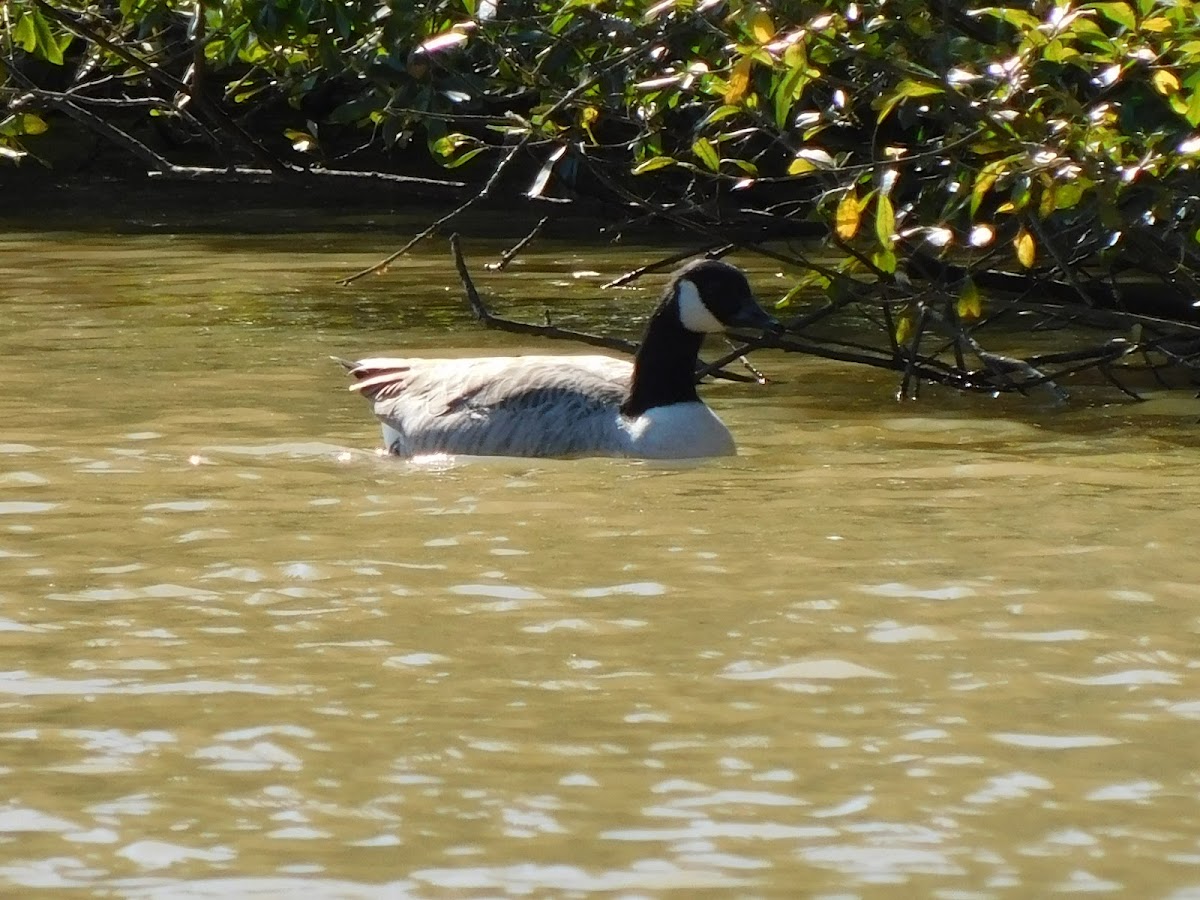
[727,300,781,334]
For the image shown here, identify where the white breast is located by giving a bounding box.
[620,402,736,458]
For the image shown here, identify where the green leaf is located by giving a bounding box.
[13,12,37,52]
[974,7,1042,30]
[699,105,742,128]
[1186,88,1200,127]
[284,129,318,152]
[971,159,1010,217]
[432,132,478,159]
[0,113,48,137]
[1043,40,1078,63]
[773,56,809,129]
[692,137,720,172]
[30,9,65,65]
[633,156,675,174]
[787,147,834,174]
[443,146,486,169]
[1088,2,1136,30]
[1053,180,1086,211]
[775,281,807,309]
[876,79,944,124]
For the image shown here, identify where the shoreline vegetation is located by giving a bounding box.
[5,0,1200,404]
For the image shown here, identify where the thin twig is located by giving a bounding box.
[342,43,650,287]
[11,88,173,172]
[725,339,769,384]
[450,233,638,354]
[32,0,281,171]
[586,161,843,279]
[486,216,548,271]
[694,290,862,380]
[761,333,978,389]
[1096,363,1144,401]
[448,235,758,382]
[898,305,930,401]
[602,244,730,289]
[339,144,523,286]
[149,164,462,189]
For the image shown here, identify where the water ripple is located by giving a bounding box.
[0,672,302,696]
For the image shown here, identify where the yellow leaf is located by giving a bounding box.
[875,194,895,249]
[996,201,1016,214]
[956,279,983,321]
[724,56,753,104]
[894,307,913,343]
[971,162,1004,216]
[750,8,775,44]
[692,136,720,172]
[787,157,817,175]
[835,190,861,240]
[1014,228,1036,268]
[1152,69,1180,96]
[632,156,675,174]
[1038,183,1055,218]
[1141,16,1172,32]
[581,105,598,142]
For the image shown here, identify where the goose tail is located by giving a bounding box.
[334,356,413,400]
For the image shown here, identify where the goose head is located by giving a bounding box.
[669,258,779,335]
[623,259,777,418]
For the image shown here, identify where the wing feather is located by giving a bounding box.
[343,355,634,457]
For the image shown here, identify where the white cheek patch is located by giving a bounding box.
[676,278,727,333]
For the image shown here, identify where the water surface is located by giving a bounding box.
[1,225,1199,898]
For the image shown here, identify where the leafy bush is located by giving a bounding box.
[6,0,1200,398]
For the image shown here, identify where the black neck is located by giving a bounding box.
[621,298,704,417]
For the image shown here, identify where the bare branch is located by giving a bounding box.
[11,88,173,172]
[602,244,731,289]
[341,43,652,286]
[449,233,639,354]
[32,0,282,171]
[486,216,548,271]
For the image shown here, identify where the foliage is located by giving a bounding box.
[5,0,1200,398]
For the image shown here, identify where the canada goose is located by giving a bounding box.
[337,258,777,459]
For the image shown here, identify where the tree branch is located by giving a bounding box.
[450,233,638,354]
[486,216,548,271]
[448,234,759,382]
[32,0,283,172]
[341,43,652,286]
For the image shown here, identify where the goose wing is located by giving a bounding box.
[343,355,633,457]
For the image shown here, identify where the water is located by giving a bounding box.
[2,222,1200,898]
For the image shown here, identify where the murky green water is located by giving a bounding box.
[2,222,1199,898]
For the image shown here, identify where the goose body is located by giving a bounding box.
[339,259,775,460]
